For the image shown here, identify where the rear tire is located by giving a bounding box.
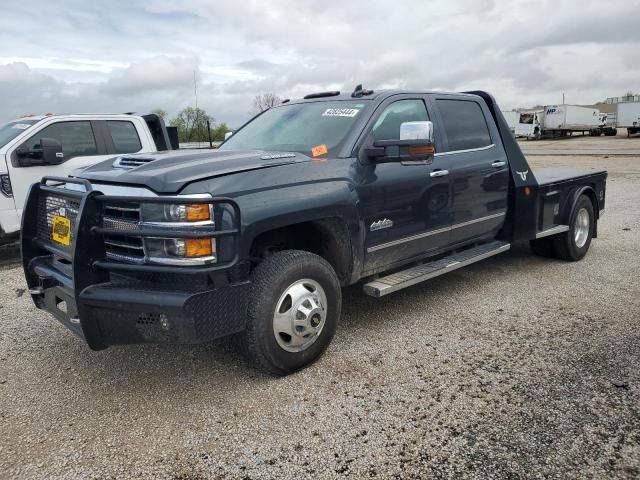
[530,237,553,257]
[553,195,595,261]
[243,250,341,376]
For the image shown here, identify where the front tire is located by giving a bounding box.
[244,250,341,376]
[553,195,595,261]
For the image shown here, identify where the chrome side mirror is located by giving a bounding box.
[224,131,233,141]
[399,121,434,143]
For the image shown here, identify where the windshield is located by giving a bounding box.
[219,101,368,157]
[0,119,39,149]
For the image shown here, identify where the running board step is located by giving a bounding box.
[363,240,511,298]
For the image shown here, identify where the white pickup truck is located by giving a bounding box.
[0,113,176,242]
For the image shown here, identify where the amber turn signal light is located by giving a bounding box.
[185,238,214,257]
[186,204,211,221]
[409,145,435,156]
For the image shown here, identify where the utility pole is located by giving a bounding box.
[194,70,201,145]
[193,70,198,110]
[562,92,565,104]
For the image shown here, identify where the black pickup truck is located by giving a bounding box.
[22,88,607,375]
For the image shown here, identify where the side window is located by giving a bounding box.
[22,121,97,161]
[436,100,492,151]
[372,99,429,140]
[107,121,142,154]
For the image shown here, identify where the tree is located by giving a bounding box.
[253,93,282,114]
[211,122,232,142]
[151,108,168,120]
[169,107,213,143]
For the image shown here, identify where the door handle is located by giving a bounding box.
[491,161,506,168]
[430,169,449,178]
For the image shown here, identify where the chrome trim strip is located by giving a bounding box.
[104,205,140,212]
[450,212,505,231]
[535,225,569,239]
[435,144,495,157]
[367,212,506,253]
[367,225,450,253]
[103,239,144,250]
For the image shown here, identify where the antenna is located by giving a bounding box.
[193,70,198,110]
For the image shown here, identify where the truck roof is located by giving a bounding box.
[10,113,142,122]
[287,89,480,105]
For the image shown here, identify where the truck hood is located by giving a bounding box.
[77,149,311,193]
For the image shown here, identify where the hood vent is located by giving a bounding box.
[113,156,156,170]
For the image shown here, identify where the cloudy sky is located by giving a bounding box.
[1,0,639,126]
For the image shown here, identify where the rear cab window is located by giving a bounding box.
[107,121,142,154]
[436,99,492,152]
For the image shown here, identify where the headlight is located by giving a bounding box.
[141,203,213,224]
[145,238,217,264]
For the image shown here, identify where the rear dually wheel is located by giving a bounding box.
[553,194,595,261]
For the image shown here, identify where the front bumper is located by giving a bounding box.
[22,177,247,350]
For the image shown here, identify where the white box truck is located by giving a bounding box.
[540,105,601,137]
[501,110,520,135]
[616,102,640,136]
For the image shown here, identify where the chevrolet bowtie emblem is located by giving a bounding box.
[370,218,393,231]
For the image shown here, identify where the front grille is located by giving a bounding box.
[102,201,145,263]
[36,193,81,250]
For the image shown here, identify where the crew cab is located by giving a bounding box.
[22,88,607,375]
[0,113,175,242]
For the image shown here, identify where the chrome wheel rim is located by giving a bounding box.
[574,207,590,248]
[273,279,327,353]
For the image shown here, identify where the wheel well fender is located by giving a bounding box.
[245,212,362,286]
[564,186,599,237]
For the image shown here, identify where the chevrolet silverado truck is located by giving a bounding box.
[0,112,176,243]
[22,88,607,375]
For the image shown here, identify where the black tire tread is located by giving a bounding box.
[552,195,594,261]
[243,250,340,376]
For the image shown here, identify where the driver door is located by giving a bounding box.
[354,96,453,274]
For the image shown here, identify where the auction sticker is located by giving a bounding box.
[322,108,360,118]
[311,144,328,157]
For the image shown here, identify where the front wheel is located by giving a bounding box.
[553,195,595,261]
[243,250,341,376]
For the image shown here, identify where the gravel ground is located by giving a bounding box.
[518,132,640,156]
[0,154,639,479]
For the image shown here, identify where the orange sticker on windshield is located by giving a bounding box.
[311,144,328,157]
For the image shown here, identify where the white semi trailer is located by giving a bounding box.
[501,110,519,135]
[540,105,603,137]
[616,102,640,136]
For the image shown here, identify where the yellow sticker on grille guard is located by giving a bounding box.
[52,216,71,246]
